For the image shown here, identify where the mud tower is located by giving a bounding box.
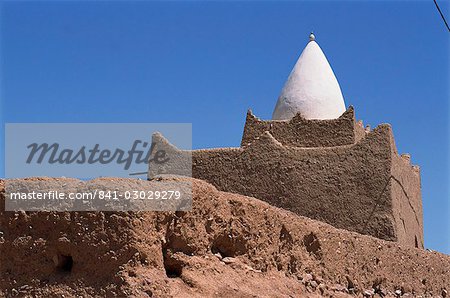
[149,33,423,248]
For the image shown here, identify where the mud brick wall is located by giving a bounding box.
[390,153,423,248]
[241,106,365,148]
[192,126,422,248]
[149,111,424,248]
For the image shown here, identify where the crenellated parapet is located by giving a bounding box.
[242,106,366,148]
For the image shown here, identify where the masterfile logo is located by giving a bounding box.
[25,140,169,170]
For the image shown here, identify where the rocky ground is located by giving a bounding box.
[0,177,449,297]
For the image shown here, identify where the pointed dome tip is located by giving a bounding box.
[272,31,346,121]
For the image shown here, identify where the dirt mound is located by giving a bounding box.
[0,177,449,297]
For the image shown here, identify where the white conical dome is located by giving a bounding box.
[272,33,346,120]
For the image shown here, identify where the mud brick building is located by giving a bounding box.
[149,33,423,248]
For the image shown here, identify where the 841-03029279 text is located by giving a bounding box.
[8,189,183,201]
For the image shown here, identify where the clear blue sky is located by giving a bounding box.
[1,1,449,253]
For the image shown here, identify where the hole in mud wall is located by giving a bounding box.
[303,232,322,259]
[164,260,183,278]
[415,236,419,248]
[279,225,293,249]
[55,255,73,273]
[162,251,183,278]
[211,234,246,258]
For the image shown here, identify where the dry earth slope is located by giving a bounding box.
[0,177,449,297]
